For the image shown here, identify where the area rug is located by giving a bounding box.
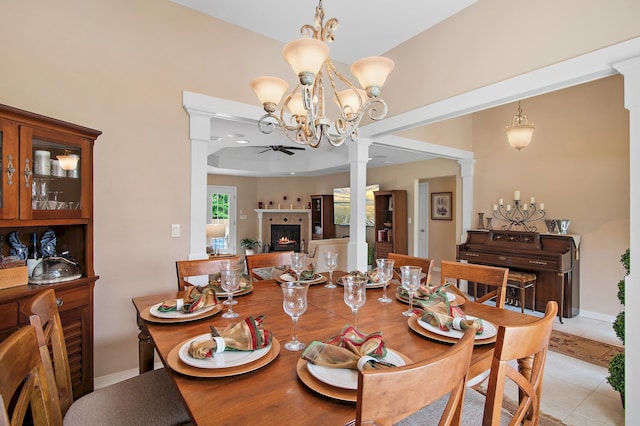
[548,330,623,368]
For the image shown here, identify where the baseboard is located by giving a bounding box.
[94,361,164,389]
[577,309,616,324]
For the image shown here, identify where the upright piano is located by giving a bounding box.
[457,230,580,321]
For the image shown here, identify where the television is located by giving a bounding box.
[333,184,379,226]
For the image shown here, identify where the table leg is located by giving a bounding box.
[517,355,534,421]
[136,314,154,373]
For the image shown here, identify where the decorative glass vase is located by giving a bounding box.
[477,212,485,229]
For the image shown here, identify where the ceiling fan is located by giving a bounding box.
[257,145,306,156]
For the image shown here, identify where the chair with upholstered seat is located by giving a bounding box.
[22,289,191,425]
[245,251,294,281]
[440,260,509,309]
[354,328,475,426]
[0,325,62,425]
[176,256,242,290]
[387,253,435,285]
[465,301,558,425]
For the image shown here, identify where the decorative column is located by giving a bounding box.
[458,158,475,242]
[348,138,372,271]
[614,56,640,419]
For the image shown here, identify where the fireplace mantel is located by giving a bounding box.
[255,209,312,252]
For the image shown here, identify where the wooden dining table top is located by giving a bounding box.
[131,271,537,425]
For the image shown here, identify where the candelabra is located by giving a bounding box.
[492,191,545,232]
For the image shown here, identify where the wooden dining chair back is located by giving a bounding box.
[20,289,73,416]
[246,251,294,281]
[440,260,509,309]
[355,328,475,426]
[176,256,241,290]
[22,289,191,425]
[481,301,558,425]
[0,325,62,426]
[387,253,435,285]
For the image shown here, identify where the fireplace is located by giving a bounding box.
[271,224,301,252]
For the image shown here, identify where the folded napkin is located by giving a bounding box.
[158,286,218,314]
[346,270,380,284]
[397,281,451,302]
[188,315,272,359]
[301,326,395,371]
[414,300,484,334]
[284,267,317,280]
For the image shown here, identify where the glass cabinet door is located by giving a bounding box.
[22,127,88,220]
[0,119,19,219]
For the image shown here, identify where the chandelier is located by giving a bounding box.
[505,101,535,150]
[250,0,395,148]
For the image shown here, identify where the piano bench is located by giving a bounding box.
[506,272,537,313]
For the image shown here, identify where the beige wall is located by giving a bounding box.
[0,0,634,379]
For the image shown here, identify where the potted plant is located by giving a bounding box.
[240,238,261,255]
[607,248,629,407]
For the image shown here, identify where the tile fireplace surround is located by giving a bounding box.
[255,209,312,251]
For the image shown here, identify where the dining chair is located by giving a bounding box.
[245,251,294,281]
[465,301,558,425]
[176,256,242,290]
[0,325,62,426]
[387,253,435,285]
[354,328,475,426]
[440,260,509,309]
[22,289,192,425]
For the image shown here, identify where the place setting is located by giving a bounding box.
[166,315,281,378]
[140,286,223,324]
[273,253,327,285]
[395,281,466,307]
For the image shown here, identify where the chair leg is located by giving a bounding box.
[519,285,525,313]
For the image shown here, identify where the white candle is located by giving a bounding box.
[530,197,535,204]
[499,198,504,206]
[506,204,511,212]
[277,203,281,209]
[514,190,520,201]
[523,203,528,211]
[290,203,293,209]
[539,203,545,210]
[493,204,498,211]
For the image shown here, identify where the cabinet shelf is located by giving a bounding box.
[374,190,407,258]
[311,195,335,240]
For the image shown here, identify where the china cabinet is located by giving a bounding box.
[310,195,334,240]
[374,190,407,258]
[0,103,100,398]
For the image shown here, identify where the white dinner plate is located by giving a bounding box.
[178,334,271,369]
[397,289,456,303]
[280,273,323,284]
[417,315,497,340]
[306,349,406,390]
[149,302,216,319]
[336,277,388,289]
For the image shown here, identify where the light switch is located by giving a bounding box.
[171,224,180,237]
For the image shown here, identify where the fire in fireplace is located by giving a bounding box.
[271,224,301,252]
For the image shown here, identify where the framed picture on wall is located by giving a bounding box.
[431,192,452,220]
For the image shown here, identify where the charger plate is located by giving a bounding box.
[296,349,412,402]
[275,271,327,285]
[140,303,222,324]
[408,315,497,345]
[167,337,280,378]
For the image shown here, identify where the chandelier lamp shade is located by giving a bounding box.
[250,0,395,148]
[56,150,79,171]
[505,101,535,150]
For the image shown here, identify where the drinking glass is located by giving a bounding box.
[220,268,240,318]
[376,258,395,303]
[400,266,422,316]
[219,260,239,305]
[323,251,338,288]
[281,282,309,351]
[343,275,367,329]
[291,252,306,281]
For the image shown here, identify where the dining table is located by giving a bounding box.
[132,271,538,425]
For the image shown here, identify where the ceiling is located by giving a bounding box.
[172,0,479,176]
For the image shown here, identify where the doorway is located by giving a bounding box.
[418,182,429,258]
[207,185,237,254]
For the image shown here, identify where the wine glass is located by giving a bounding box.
[401,266,422,316]
[376,258,395,303]
[281,282,309,351]
[343,275,367,329]
[291,252,306,281]
[219,260,239,305]
[323,251,338,289]
[220,268,240,318]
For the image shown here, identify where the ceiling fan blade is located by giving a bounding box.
[258,148,271,154]
[281,149,295,155]
[282,146,306,151]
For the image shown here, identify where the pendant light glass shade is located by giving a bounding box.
[251,76,290,107]
[505,101,535,150]
[350,56,395,91]
[56,153,79,171]
[282,38,329,78]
